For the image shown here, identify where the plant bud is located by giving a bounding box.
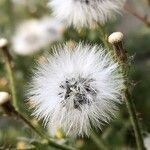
[0,92,10,105]
[0,38,8,49]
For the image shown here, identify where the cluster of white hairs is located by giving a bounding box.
[48,0,126,28]
[28,43,124,137]
[12,17,65,56]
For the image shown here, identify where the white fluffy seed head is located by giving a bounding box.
[108,32,124,44]
[48,0,126,28]
[0,38,8,49]
[0,92,10,105]
[27,43,124,137]
[11,17,65,56]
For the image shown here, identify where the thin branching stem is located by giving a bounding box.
[119,58,145,150]
[108,32,145,149]
[114,46,145,150]
[124,3,150,27]
[120,55,145,150]
[20,114,76,150]
[124,87,145,150]
[12,108,76,150]
[1,45,19,111]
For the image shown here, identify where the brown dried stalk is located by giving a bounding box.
[124,3,150,27]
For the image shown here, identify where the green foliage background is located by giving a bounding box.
[0,0,150,149]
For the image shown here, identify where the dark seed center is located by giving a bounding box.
[59,77,97,110]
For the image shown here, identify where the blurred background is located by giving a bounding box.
[0,0,150,149]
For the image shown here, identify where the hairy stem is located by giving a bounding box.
[120,56,145,150]
[108,33,145,149]
[119,53,145,150]
[120,54,145,150]
[124,88,145,150]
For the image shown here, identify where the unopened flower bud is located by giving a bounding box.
[108,32,124,44]
[0,92,15,115]
[108,32,127,62]
[0,38,8,49]
[0,92,10,105]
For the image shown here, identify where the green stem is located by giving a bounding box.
[121,58,145,150]
[124,88,145,150]
[12,109,76,150]
[1,46,19,111]
[110,36,145,149]
[90,131,108,150]
[120,56,145,150]
[4,99,76,150]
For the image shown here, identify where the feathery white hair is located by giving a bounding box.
[12,17,64,56]
[48,0,126,28]
[27,43,124,137]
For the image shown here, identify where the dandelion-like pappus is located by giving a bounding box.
[27,43,124,137]
[48,0,126,28]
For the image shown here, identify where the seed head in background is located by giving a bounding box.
[11,17,65,56]
[27,43,124,137]
[48,0,126,28]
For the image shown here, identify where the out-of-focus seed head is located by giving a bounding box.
[48,0,126,28]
